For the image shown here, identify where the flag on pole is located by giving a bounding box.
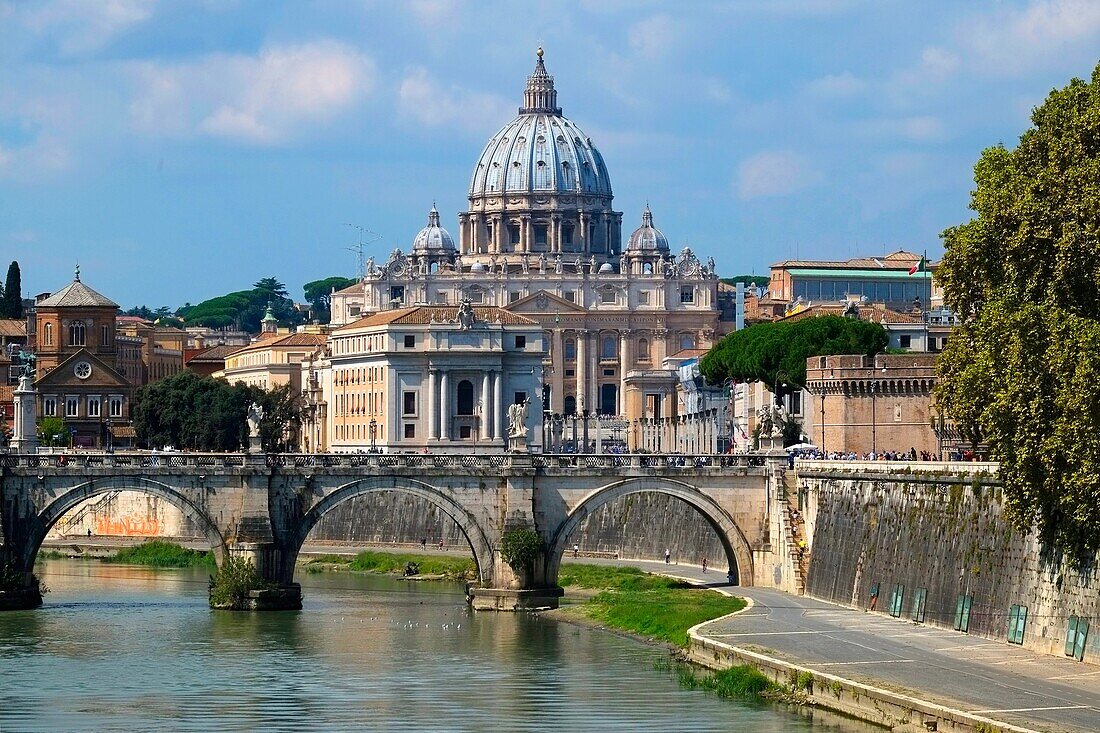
[908,256,927,276]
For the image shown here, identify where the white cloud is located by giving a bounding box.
[628,14,678,59]
[735,150,822,200]
[23,0,155,56]
[129,41,375,145]
[963,0,1100,72]
[397,67,511,134]
[404,0,466,26]
[879,115,946,142]
[806,71,866,98]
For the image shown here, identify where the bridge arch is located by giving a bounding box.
[23,477,228,569]
[287,476,494,584]
[546,477,755,586]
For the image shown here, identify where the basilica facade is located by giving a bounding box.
[330,50,720,431]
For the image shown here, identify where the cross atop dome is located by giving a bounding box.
[520,47,562,115]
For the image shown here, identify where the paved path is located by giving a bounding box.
[579,557,1100,733]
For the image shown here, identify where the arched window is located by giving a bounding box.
[69,321,86,347]
[637,338,650,361]
[601,335,617,359]
[563,395,577,415]
[43,322,53,346]
[564,338,576,361]
[457,380,474,416]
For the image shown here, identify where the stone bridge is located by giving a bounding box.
[1,451,793,611]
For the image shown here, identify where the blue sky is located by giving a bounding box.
[2,0,1099,308]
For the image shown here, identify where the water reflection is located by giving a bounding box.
[0,560,881,732]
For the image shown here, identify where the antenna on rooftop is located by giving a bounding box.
[344,223,382,281]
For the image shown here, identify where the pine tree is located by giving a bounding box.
[2,261,22,319]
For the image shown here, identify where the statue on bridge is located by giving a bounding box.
[246,402,264,453]
[508,400,529,439]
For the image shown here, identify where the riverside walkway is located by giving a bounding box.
[595,558,1099,733]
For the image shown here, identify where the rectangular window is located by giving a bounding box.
[603,368,615,377]
[534,224,547,247]
[389,286,405,305]
[1008,604,1028,644]
[509,291,521,303]
[564,290,576,303]
[469,289,484,304]
[910,588,928,623]
[509,224,521,245]
[435,292,449,304]
[88,398,101,418]
[109,398,123,417]
[565,369,575,377]
[102,325,110,345]
[954,594,973,633]
[459,425,472,439]
[403,391,416,416]
[404,334,415,348]
[404,423,416,439]
[515,335,526,349]
[787,391,802,416]
[44,398,57,417]
[680,286,694,304]
[1065,617,1089,661]
[638,291,651,305]
[66,398,79,417]
[600,289,615,304]
[899,335,912,349]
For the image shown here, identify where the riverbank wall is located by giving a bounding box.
[796,461,1100,664]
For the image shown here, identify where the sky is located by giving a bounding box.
[2,0,1099,309]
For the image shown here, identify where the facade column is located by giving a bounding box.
[428,369,438,440]
[575,329,587,415]
[579,212,587,251]
[588,332,598,416]
[520,216,530,253]
[481,370,492,440]
[439,369,450,440]
[493,369,504,442]
[551,329,564,413]
[619,329,631,417]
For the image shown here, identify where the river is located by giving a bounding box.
[0,559,880,732]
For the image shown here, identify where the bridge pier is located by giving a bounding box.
[216,541,303,611]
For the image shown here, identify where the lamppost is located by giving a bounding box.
[369,417,377,453]
[870,381,878,455]
[105,417,114,454]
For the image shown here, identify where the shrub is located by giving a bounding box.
[500,528,543,572]
[208,557,274,610]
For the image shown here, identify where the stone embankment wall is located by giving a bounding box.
[54,490,728,568]
[799,461,1099,663]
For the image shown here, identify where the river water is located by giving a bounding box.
[0,560,879,732]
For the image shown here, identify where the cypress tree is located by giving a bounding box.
[3,261,22,319]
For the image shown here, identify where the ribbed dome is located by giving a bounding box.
[627,205,669,252]
[468,51,612,198]
[411,205,455,253]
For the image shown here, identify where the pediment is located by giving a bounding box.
[505,290,587,315]
[36,349,130,389]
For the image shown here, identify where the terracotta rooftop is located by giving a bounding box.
[336,306,538,331]
[228,332,328,355]
[780,302,924,324]
[184,343,241,364]
[772,249,927,270]
[0,319,26,338]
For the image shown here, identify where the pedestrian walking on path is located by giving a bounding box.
[664,548,671,564]
[701,556,708,572]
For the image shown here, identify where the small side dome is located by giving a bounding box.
[599,262,614,274]
[412,205,455,254]
[470,262,487,273]
[627,204,669,253]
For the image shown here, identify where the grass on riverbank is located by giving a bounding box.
[558,563,745,647]
[655,657,777,701]
[304,550,476,579]
[104,541,216,569]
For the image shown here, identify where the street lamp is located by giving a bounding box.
[870,381,878,456]
[369,417,377,453]
[106,417,114,454]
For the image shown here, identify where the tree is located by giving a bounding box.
[2,261,21,319]
[935,62,1100,563]
[247,383,302,452]
[38,417,67,447]
[720,274,769,288]
[699,315,888,392]
[303,276,356,323]
[132,371,253,451]
[252,277,288,299]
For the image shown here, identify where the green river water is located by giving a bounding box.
[0,559,882,732]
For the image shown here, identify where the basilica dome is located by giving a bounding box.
[468,50,612,199]
[412,205,455,254]
[627,205,669,253]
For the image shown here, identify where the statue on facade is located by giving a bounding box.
[619,251,628,274]
[756,405,775,441]
[554,255,563,274]
[706,256,716,276]
[247,403,265,439]
[538,252,547,274]
[16,350,36,378]
[500,257,509,276]
[589,257,599,276]
[489,255,498,274]
[455,298,476,330]
[507,399,529,438]
[521,255,530,275]
[574,257,584,275]
[418,256,428,275]
[662,256,675,278]
[771,401,787,437]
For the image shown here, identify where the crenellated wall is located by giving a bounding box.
[798,461,1100,663]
